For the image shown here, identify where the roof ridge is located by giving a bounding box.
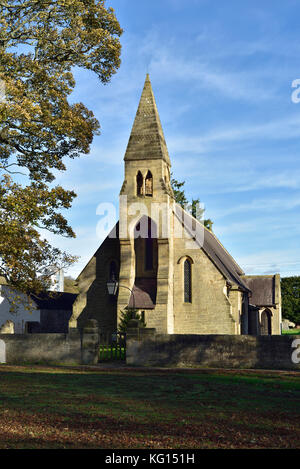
[173,204,250,292]
[174,203,245,275]
[242,274,275,278]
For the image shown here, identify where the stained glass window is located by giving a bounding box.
[184,259,192,303]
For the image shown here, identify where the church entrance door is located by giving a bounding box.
[261,309,272,335]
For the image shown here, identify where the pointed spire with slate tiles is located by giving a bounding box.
[124,74,171,166]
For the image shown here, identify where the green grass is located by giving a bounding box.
[0,365,299,449]
[282,329,300,335]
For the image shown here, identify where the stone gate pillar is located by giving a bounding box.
[81,319,100,365]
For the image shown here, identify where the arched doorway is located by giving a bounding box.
[130,216,158,309]
[261,309,272,335]
[134,216,158,275]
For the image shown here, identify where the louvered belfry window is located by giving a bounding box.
[184,259,192,303]
[145,170,153,196]
[137,171,144,196]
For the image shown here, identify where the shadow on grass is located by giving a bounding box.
[0,366,299,449]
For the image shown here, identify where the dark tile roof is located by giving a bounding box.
[243,276,276,306]
[174,204,251,293]
[30,292,78,311]
[129,278,157,309]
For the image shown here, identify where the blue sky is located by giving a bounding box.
[49,0,300,279]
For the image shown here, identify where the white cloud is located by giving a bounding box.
[212,195,300,218]
[168,114,300,156]
[215,215,300,237]
[237,249,300,277]
[149,54,275,102]
[36,18,300,280]
[130,27,282,103]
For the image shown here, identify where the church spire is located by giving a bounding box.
[124,74,171,166]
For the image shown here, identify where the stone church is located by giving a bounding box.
[70,74,282,336]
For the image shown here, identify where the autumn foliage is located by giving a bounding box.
[0,0,122,294]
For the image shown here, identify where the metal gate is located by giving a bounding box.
[98,332,126,362]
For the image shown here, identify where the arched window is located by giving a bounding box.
[184,259,192,303]
[145,170,153,197]
[137,171,144,196]
[134,217,158,275]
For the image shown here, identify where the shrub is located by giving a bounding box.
[118,307,146,333]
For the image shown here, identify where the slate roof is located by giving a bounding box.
[243,276,276,306]
[129,278,156,310]
[30,292,78,311]
[127,203,252,309]
[174,204,251,293]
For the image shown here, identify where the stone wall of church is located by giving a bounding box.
[70,235,120,336]
[258,306,281,335]
[172,230,237,335]
[268,274,282,335]
[121,159,172,208]
[134,238,173,335]
[117,157,174,334]
[143,305,168,335]
[228,288,243,334]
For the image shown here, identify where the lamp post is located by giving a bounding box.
[106,280,135,310]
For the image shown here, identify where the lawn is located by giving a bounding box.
[0,365,299,449]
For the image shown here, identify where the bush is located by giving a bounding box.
[118,307,146,333]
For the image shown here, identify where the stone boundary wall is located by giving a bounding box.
[126,328,300,370]
[0,320,100,366]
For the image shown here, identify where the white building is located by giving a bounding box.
[0,284,40,334]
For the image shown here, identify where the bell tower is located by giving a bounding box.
[117,74,175,333]
[120,73,173,203]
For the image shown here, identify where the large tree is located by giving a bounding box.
[0,0,122,294]
[281,276,300,326]
[171,175,213,230]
